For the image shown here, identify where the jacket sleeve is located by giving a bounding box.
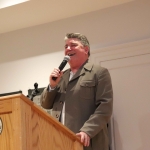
[40,86,57,109]
[80,68,113,138]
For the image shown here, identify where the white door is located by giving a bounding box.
[91,39,150,150]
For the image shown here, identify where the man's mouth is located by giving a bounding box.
[67,53,75,56]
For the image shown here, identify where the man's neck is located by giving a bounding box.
[70,68,79,74]
[70,59,88,74]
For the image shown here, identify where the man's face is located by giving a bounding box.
[64,38,88,64]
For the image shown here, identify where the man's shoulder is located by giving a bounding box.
[85,61,108,72]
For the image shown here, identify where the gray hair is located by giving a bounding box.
[64,33,90,56]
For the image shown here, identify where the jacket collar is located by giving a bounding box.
[61,60,94,83]
[70,60,93,81]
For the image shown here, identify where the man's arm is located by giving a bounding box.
[40,86,57,109]
[80,68,113,138]
[40,68,63,109]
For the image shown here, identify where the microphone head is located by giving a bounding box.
[64,55,70,62]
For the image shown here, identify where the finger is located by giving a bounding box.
[86,139,90,147]
[84,135,90,146]
[51,69,61,79]
[59,71,63,77]
[52,70,59,76]
[84,136,88,147]
[87,137,90,146]
[53,68,60,72]
[51,72,58,78]
[76,133,81,137]
[81,134,85,143]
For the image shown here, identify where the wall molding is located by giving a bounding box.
[90,38,150,69]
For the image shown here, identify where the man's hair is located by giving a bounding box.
[64,33,90,56]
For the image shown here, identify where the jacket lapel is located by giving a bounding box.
[70,61,94,82]
[61,69,70,86]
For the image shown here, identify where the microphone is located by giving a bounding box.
[52,55,70,81]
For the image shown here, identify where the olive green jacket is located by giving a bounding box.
[40,61,113,150]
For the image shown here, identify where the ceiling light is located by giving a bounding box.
[0,0,29,9]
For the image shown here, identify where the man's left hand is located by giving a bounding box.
[76,132,90,147]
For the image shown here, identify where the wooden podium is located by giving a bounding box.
[0,94,83,150]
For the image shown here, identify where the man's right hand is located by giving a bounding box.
[49,68,63,88]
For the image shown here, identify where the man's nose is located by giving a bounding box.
[66,46,71,50]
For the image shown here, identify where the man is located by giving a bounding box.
[40,33,113,150]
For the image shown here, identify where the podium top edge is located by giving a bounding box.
[0,93,26,100]
[0,91,22,97]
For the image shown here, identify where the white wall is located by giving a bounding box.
[0,0,150,95]
[0,51,70,95]
[0,0,150,149]
[91,39,150,150]
[0,0,150,63]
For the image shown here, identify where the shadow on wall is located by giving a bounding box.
[113,118,123,150]
[137,113,150,150]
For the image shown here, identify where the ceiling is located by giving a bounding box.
[0,0,136,34]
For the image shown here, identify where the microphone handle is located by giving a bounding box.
[52,60,68,81]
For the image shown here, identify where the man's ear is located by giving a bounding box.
[84,46,89,55]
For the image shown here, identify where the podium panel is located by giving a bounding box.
[0,94,83,150]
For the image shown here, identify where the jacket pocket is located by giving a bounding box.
[80,80,95,100]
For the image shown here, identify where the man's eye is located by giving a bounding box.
[71,44,77,47]
[65,44,77,49]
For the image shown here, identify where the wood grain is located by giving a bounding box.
[0,113,13,150]
[0,99,12,114]
[0,94,83,150]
